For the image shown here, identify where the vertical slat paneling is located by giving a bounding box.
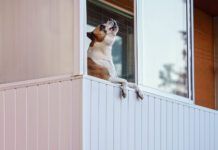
[71,79,82,150]
[60,81,73,150]
[99,83,107,150]
[113,87,121,150]
[90,81,99,150]
[128,90,135,150]
[205,112,210,150]
[26,86,39,150]
[120,89,128,150]
[215,113,218,149]
[5,89,15,150]
[27,86,38,150]
[141,94,148,150]
[49,83,59,150]
[148,96,155,150]
[106,85,114,150]
[38,85,49,150]
[81,77,218,150]
[135,92,142,150]
[0,77,218,150]
[166,101,173,150]
[172,102,179,150]
[195,109,200,150]
[184,105,190,150]
[209,113,215,150]
[16,88,27,150]
[189,107,195,150]
[199,110,205,150]
[83,79,91,150]
[0,91,4,150]
[178,104,184,150]
[161,99,167,150]
[154,98,161,150]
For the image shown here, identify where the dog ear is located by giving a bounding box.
[87,32,94,40]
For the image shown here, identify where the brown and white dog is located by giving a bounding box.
[87,19,144,100]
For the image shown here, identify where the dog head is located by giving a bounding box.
[87,18,119,47]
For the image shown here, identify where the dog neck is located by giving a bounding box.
[88,41,113,60]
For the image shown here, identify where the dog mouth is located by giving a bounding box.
[108,18,118,31]
[109,25,117,31]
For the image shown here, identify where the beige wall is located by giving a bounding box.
[214,17,218,109]
[0,0,74,83]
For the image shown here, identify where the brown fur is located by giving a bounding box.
[93,26,106,41]
[88,25,106,47]
[87,58,110,80]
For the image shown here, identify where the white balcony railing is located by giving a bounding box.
[0,75,217,150]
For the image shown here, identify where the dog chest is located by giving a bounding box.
[88,58,110,80]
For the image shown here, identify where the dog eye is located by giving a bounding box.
[99,24,105,30]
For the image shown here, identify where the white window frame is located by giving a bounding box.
[135,0,195,104]
[82,0,195,104]
[74,0,87,75]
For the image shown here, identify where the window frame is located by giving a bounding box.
[84,0,195,104]
[135,0,195,103]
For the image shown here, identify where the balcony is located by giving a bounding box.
[0,74,217,150]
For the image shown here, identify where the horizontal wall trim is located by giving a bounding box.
[0,74,82,91]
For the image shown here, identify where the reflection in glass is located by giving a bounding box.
[138,0,189,97]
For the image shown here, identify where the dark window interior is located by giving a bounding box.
[87,0,135,82]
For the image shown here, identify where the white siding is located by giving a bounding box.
[0,76,83,150]
[83,77,218,150]
[0,75,217,150]
[215,114,218,149]
[5,90,16,150]
[0,91,4,150]
[127,90,135,150]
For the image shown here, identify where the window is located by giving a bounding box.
[86,0,135,82]
[86,0,193,99]
[137,0,193,98]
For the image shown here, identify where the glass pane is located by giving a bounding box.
[138,0,189,97]
[86,0,135,82]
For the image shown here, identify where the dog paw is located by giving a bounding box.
[136,89,144,100]
[121,86,127,99]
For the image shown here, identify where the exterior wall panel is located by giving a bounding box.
[194,8,215,109]
[16,88,27,150]
[0,92,4,150]
[83,77,218,150]
[0,0,85,84]
[0,76,83,150]
[0,75,217,150]
[215,114,218,149]
[27,86,38,150]
[5,90,16,150]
